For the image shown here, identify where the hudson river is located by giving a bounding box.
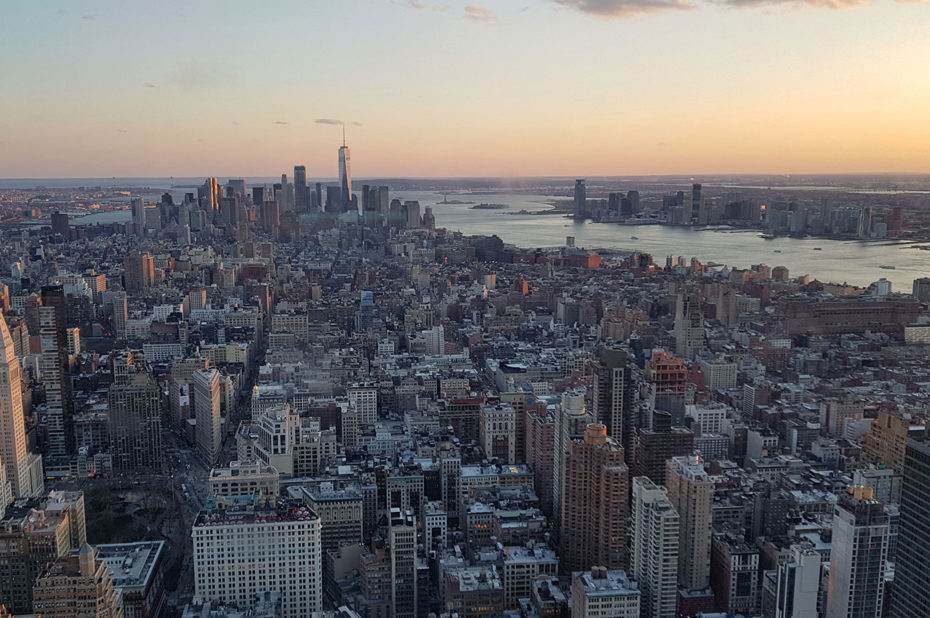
[67,188,930,291]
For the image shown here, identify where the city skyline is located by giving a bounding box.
[2,1,929,178]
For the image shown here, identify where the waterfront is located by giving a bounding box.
[48,186,930,291]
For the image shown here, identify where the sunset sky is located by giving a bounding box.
[2,0,929,178]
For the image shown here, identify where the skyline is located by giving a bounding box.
[2,1,929,178]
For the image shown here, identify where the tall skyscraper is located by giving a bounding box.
[888,438,930,617]
[294,165,309,212]
[674,293,705,359]
[691,183,702,222]
[40,286,73,457]
[192,369,222,465]
[666,455,713,591]
[631,477,680,618]
[553,389,593,534]
[631,410,694,486]
[0,313,43,498]
[390,525,418,618]
[559,423,629,573]
[131,196,145,237]
[339,135,352,209]
[107,352,163,473]
[123,252,155,295]
[825,487,889,618]
[593,347,637,454]
[199,177,219,211]
[573,179,586,218]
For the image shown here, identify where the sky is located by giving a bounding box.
[1,0,928,178]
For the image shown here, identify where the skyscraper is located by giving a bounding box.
[40,286,73,457]
[666,455,713,591]
[631,477,680,618]
[559,423,629,573]
[0,313,43,498]
[199,177,219,211]
[339,136,352,209]
[553,389,593,534]
[573,179,586,218]
[294,165,309,212]
[390,525,418,618]
[592,347,637,454]
[774,543,821,618]
[674,293,705,359]
[107,352,163,473]
[825,487,889,618]
[888,438,930,617]
[192,369,221,465]
[691,183,702,222]
[131,197,145,237]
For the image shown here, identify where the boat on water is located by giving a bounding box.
[760,234,776,240]
[813,247,822,251]
[773,250,782,253]
[630,236,639,240]
[880,265,896,270]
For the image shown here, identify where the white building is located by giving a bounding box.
[775,543,821,618]
[192,495,321,618]
[631,477,679,618]
[347,384,379,426]
[571,567,641,618]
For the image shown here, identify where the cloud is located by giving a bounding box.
[554,0,692,16]
[464,5,496,20]
[272,120,288,125]
[351,121,364,127]
[143,82,156,88]
[715,0,867,7]
[315,118,344,126]
[403,0,450,9]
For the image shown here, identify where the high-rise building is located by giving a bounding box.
[559,424,629,573]
[674,293,705,359]
[192,495,322,618]
[347,383,378,426]
[631,477,679,618]
[825,487,889,618]
[592,347,637,453]
[861,411,926,472]
[390,525,418,618]
[107,352,163,474]
[774,543,821,618]
[294,165,309,212]
[200,177,219,211]
[339,140,352,209]
[631,410,694,486]
[553,389,593,534]
[912,277,930,302]
[710,530,759,615]
[131,197,145,237]
[40,286,73,457]
[50,212,69,238]
[888,438,930,617]
[691,183,702,222]
[107,291,128,339]
[123,252,155,295]
[31,544,123,618]
[666,455,713,591]
[0,315,42,499]
[192,369,222,465]
[573,179,586,218]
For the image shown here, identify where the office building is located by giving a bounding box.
[339,139,352,210]
[479,401,516,463]
[912,277,930,302]
[631,477,679,618]
[192,495,322,618]
[294,165,309,212]
[0,313,43,498]
[192,369,222,465]
[570,567,640,618]
[888,438,930,617]
[95,541,166,618]
[825,487,889,618]
[691,183,702,222]
[390,525,417,618]
[305,487,364,553]
[123,252,155,295]
[774,542,821,618]
[559,424,629,573]
[208,461,279,498]
[107,352,163,473]
[674,293,705,359]
[573,179,586,218]
[592,347,637,453]
[40,285,73,457]
[131,196,145,237]
[861,411,926,472]
[666,455,713,591]
[50,211,69,238]
[31,544,123,618]
[631,410,694,486]
[710,530,759,615]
